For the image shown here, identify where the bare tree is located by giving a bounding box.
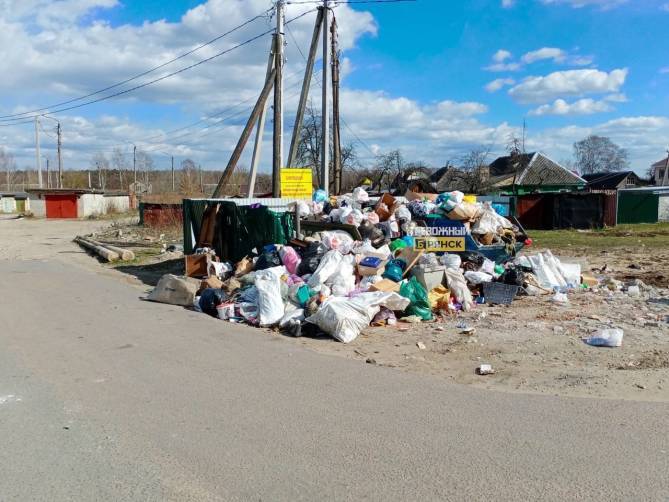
[111,147,129,190]
[0,148,16,190]
[574,135,629,175]
[90,152,109,189]
[179,158,199,195]
[295,102,358,191]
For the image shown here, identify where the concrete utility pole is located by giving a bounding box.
[662,149,669,186]
[199,164,204,193]
[35,117,43,188]
[171,156,175,191]
[288,7,324,169]
[88,171,92,189]
[56,122,63,188]
[331,15,342,195]
[45,158,50,188]
[321,0,330,193]
[272,0,286,197]
[97,161,102,189]
[248,47,275,198]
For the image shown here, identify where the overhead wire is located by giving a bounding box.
[0,7,274,121]
[0,8,318,125]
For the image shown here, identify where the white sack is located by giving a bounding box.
[307,250,343,288]
[255,273,285,327]
[444,268,474,311]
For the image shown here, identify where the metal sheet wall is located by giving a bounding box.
[617,192,659,224]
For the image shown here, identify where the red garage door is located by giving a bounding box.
[45,194,78,218]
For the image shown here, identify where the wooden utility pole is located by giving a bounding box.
[56,122,63,188]
[133,145,137,188]
[272,0,285,197]
[248,47,275,198]
[321,0,330,193]
[287,7,324,169]
[171,156,175,191]
[212,68,277,198]
[331,15,342,195]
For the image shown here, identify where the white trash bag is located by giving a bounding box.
[584,329,624,348]
[307,250,343,288]
[444,268,474,311]
[255,271,285,327]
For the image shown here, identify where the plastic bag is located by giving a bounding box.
[399,276,433,321]
[279,246,302,275]
[472,203,513,235]
[382,259,406,283]
[306,297,378,343]
[395,204,412,222]
[279,308,305,328]
[255,272,285,327]
[307,250,343,288]
[327,255,356,296]
[352,187,369,204]
[584,329,623,347]
[444,268,474,311]
[322,231,355,254]
[464,271,493,285]
[344,209,363,227]
[439,253,462,270]
[313,189,328,203]
[199,288,228,317]
[428,285,451,310]
[297,242,328,276]
[365,211,380,225]
[255,245,281,271]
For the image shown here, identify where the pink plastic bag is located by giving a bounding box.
[279,246,302,275]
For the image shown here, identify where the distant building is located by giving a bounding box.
[650,156,669,185]
[26,188,130,218]
[486,152,585,194]
[582,171,642,191]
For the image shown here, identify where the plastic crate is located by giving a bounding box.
[482,282,519,305]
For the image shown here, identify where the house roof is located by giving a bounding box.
[488,152,585,187]
[488,153,535,177]
[582,171,637,189]
[652,157,669,169]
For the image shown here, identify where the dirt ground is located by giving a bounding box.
[5,216,667,402]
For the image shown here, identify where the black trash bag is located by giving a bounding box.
[254,246,281,271]
[297,242,328,276]
[500,268,526,287]
[199,288,227,317]
[359,220,386,243]
[460,250,485,271]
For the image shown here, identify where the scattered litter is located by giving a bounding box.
[584,329,624,348]
[476,364,495,375]
[416,341,426,350]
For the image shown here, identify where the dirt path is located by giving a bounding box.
[5,217,667,402]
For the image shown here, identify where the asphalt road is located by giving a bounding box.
[0,220,668,501]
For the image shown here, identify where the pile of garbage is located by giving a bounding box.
[147,187,605,344]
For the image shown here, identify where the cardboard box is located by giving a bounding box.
[185,254,210,278]
[369,278,401,293]
[581,272,599,287]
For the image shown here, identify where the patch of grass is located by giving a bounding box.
[530,223,669,250]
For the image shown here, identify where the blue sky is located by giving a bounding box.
[0,0,668,175]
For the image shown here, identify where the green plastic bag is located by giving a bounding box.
[399,276,433,321]
[389,239,408,253]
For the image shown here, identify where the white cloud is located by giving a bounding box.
[570,55,594,66]
[493,49,512,63]
[485,78,516,93]
[521,47,567,64]
[509,68,628,104]
[528,98,613,116]
[502,0,516,7]
[485,62,522,72]
[527,115,669,173]
[604,93,627,102]
[660,67,669,74]
[662,3,669,11]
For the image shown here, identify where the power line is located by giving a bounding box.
[286,21,378,160]
[0,9,274,121]
[287,0,416,5]
[0,8,318,124]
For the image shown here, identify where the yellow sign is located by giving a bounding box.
[280,168,313,199]
[414,237,465,252]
